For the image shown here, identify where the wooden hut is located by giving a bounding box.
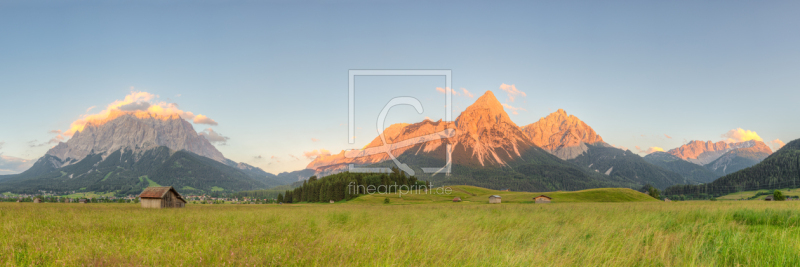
[533,195,552,204]
[664,198,671,202]
[79,199,87,204]
[138,186,186,209]
[33,198,42,203]
[329,200,334,204]
[489,195,501,204]
[453,196,462,202]
[765,195,774,201]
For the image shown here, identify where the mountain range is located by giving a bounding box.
[0,90,782,195]
[665,138,800,198]
[0,111,313,195]
[308,91,703,190]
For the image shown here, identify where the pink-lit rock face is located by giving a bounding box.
[667,140,772,165]
[306,90,535,176]
[520,109,606,160]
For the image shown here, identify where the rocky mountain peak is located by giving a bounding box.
[667,140,771,165]
[520,109,605,159]
[46,111,226,166]
[456,90,514,129]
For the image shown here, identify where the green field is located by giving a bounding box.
[346,186,657,204]
[717,188,800,200]
[3,191,800,266]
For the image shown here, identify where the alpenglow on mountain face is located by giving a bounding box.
[666,140,772,166]
[306,91,536,176]
[520,109,608,160]
[46,110,226,167]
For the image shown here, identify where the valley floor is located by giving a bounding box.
[2,201,800,266]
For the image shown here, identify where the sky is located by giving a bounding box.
[1,0,799,174]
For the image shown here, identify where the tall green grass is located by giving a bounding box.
[2,201,800,266]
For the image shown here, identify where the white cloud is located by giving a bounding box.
[65,91,219,136]
[198,128,229,145]
[768,139,786,151]
[436,87,459,96]
[0,155,33,175]
[193,114,218,125]
[721,128,763,143]
[461,88,474,98]
[501,103,526,115]
[303,149,331,159]
[499,83,526,102]
[636,146,665,154]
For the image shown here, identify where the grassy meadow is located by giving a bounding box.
[2,188,800,266]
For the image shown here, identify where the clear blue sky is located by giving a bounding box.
[1,0,799,174]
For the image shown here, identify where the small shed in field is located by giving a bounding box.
[329,200,334,204]
[139,186,186,209]
[765,195,774,201]
[664,198,671,202]
[533,195,552,204]
[489,195,501,204]
[453,196,462,202]
[33,198,41,203]
[79,199,87,204]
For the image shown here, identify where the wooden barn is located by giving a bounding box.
[453,196,462,202]
[139,186,187,209]
[533,195,552,204]
[765,195,774,201]
[79,199,87,204]
[33,198,42,203]
[489,195,501,204]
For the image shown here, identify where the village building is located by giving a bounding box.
[765,195,774,201]
[533,195,552,204]
[79,199,88,204]
[138,186,187,208]
[33,198,42,203]
[489,195,501,204]
[453,196,462,202]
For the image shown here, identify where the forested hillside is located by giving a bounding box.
[664,138,800,199]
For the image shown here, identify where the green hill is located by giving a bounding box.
[346,185,658,204]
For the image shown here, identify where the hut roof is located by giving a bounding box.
[489,195,501,198]
[534,195,552,200]
[139,186,186,202]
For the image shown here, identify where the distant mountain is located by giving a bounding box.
[519,109,689,189]
[643,152,719,183]
[703,141,772,177]
[0,111,292,194]
[520,109,606,160]
[306,91,689,191]
[568,144,691,189]
[666,140,768,166]
[47,110,226,167]
[665,138,800,198]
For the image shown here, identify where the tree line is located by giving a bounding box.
[278,167,427,203]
